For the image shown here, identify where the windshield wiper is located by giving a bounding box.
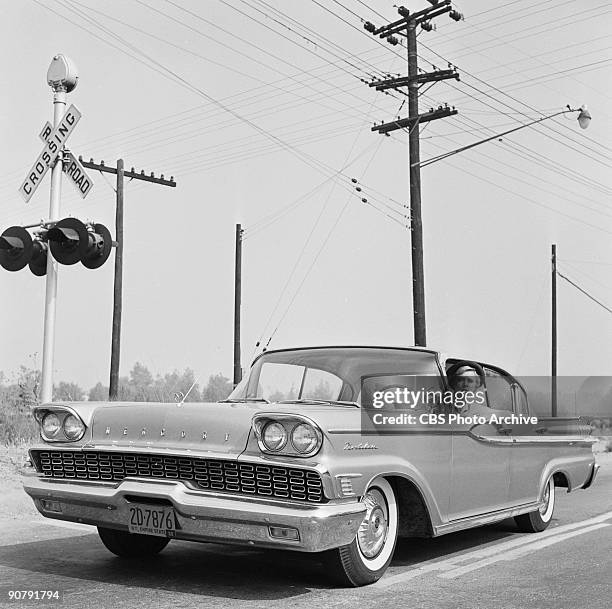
[220,397,270,403]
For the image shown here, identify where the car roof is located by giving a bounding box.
[256,345,441,357]
[253,346,511,376]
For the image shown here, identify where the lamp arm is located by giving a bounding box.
[415,108,576,168]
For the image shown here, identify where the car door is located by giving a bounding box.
[449,363,514,520]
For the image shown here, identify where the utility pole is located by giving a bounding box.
[233,224,243,387]
[551,243,557,417]
[365,1,463,346]
[79,157,176,399]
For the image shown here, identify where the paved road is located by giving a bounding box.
[0,458,610,609]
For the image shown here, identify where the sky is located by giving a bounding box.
[1,0,611,392]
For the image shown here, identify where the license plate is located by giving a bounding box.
[127,504,176,537]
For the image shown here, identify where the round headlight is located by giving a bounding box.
[41,413,61,438]
[262,422,287,451]
[63,414,85,440]
[291,423,319,454]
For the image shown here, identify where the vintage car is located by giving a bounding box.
[23,346,599,586]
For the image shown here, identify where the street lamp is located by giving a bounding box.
[415,105,592,168]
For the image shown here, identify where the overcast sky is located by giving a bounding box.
[1,0,611,391]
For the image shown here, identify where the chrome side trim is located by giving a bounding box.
[582,462,600,490]
[434,501,541,536]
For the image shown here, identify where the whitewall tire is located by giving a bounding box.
[515,476,555,533]
[324,477,398,586]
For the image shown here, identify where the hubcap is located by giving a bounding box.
[357,488,389,559]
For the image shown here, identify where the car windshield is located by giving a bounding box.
[227,347,442,407]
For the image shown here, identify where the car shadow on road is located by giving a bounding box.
[0,519,524,598]
[0,533,332,600]
[392,517,521,566]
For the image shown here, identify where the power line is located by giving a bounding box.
[419,85,612,198]
[387,130,612,237]
[422,61,612,169]
[262,133,389,351]
[303,0,612,182]
[557,271,612,316]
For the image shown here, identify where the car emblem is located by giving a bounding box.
[160,428,166,437]
[105,426,110,436]
[225,433,230,442]
[343,441,378,450]
[123,427,128,436]
[181,431,186,439]
[202,431,207,440]
[141,428,147,436]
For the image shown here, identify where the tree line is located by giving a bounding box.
[0,363,233,445]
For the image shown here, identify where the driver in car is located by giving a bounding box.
[449,365,488,412]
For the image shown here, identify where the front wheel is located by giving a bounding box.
[97,526,171,557]
[324,477,398,587]
[515,476,555,533]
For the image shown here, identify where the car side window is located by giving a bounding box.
[360,373,445,412]
[301,368,343,401]
[483,367,513,412]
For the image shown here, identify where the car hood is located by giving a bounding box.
[88,401,263,456]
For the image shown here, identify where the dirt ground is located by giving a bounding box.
[0,446,38,519]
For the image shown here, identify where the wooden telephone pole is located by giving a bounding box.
[79,157,176,400]
[551,243,557,417]
[366,0,463,346]
[233,224,243,387]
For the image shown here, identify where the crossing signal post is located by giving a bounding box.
[365,1,463,346]
[15,55,84,403]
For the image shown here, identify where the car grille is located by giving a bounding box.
[30,450,325,503]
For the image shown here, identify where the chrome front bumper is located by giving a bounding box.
[23,475,366,552]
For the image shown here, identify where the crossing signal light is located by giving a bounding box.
[0,226,33,272]
[0,226,49,276]
[47,218,112,269]
[0,218,112,275]
[47,218,89,265]
[29,240,48,276]
[81,223,112,269]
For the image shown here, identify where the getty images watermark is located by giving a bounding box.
[360,374,539,434]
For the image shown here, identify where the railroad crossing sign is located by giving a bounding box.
[39,121,93,198]
[19,104,85,202]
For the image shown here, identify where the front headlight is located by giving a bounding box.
[63,414,86,441]
[262,422,287,451]
[291,423,320,454]
[42,413,61,438]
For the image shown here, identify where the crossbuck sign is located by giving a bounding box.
[19,104,93,202]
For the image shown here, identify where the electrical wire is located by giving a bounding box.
[557,271,612,315]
